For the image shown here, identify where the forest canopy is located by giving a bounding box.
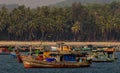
[0,1,120,41]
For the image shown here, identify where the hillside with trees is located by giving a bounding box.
[0,4,18,10]
[51,0,120,6]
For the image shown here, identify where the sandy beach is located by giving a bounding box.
[0,41,120,46]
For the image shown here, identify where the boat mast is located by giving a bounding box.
[29,45,32,56]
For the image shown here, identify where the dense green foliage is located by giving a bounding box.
[0,2,120,41]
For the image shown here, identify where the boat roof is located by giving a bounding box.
[92,50,114,52]
[50,52,88,57]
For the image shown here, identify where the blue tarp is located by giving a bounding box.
[63,55,76,62]
[46,58,56,62]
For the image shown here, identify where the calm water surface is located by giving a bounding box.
[0,53,120,73]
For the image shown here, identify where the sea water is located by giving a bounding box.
[0,53,120,73]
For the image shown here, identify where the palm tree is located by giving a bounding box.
[0,6,8,31]
[71,21,81,41]
[28,21,37,40]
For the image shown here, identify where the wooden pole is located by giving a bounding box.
[29,46,32,56]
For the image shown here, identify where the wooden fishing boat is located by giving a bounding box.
[22,57,91,68]
[0,46,10,55]
[104,48,115,53]
[15,50,43,63]
[15,45,92,68]
[21,51,92,68]
[15,50,24,63]
[89,46,117,62]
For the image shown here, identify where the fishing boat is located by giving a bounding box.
[22,58,91,68]
[88,46,117,62]
[16,44,92,68]
[0,46,11,55]
[14,49,23,63]
[22,53,92,68]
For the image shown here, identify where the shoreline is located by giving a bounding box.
[0,41,120,46]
